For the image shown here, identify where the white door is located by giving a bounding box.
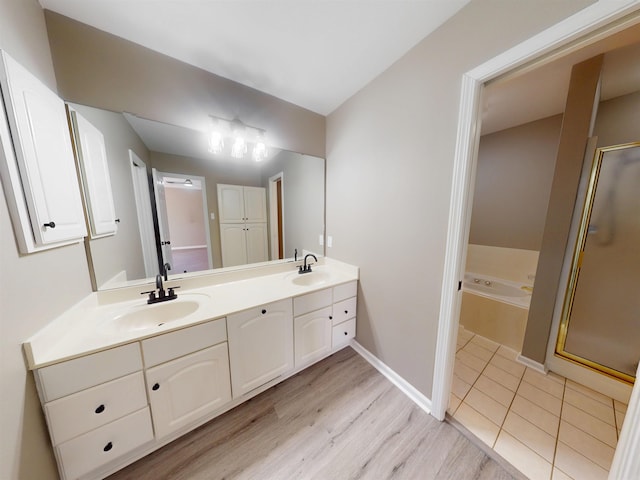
[243,186,267,223]
[220,223,248,267]
[152,168,173,270]
[70,110,117,237]
[145,344,231,439]
[294,306,332,368]
[217,184,245,223]
[0,51,86,245]
[129,152,158,278]
[227,299,294,398]
[245,223,268,264]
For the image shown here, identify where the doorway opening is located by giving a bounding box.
[268,172,285,260]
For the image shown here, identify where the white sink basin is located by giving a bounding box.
[101,294,207,333]
[291,270,332,287]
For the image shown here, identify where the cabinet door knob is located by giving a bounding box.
[344,310,348,314]
[43,221,56,229]
[261,309,267,314]
[344,331,348,336]
[95,404,105,414]
[103,442,113,452]
[152,383,160,391]
[329,316,333,320]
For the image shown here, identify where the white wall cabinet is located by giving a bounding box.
[227,299,294,398]
[69,108,117,238]
[218,184,268,267]
[0,50,86,252]
[145,343,231,439]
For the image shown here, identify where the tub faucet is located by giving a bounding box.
[299,254,317,274]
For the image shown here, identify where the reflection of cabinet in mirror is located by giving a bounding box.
[0,50,86,252]
[218,184,268,267]
[68,108,118,238]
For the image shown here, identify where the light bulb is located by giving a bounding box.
[231,135,247,159]
[208,130,224,154]
[252,137,268,162]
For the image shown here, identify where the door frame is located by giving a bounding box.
[268,172,285,259]
[431,1,640,474]
[153,170,214,272]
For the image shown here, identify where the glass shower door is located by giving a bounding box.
[557,142,640,383]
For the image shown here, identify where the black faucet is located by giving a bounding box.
[163,262,171,280]
[298,254,317,274]
[141,271,179,304]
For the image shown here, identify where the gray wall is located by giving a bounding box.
[70,104,151,287]
[44,10,326,158]
[470,115,562,251]
[0,1,92,479]
[261,151,325,259]
[325,0,594,397]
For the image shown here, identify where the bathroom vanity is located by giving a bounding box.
[24,260,358,480]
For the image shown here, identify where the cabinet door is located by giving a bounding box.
[145,344,232,439]
[217,184,245,223]
[245,223,268,264]
[220,223,248,267]
[227,299,293,398]
[0,51,86,245]
[243,186,267,222]
[70,110,117,237]
[294,306,332,368]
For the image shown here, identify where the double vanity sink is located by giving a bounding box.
[24,258,358,480]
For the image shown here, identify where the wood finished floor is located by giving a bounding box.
[108,347,519,480]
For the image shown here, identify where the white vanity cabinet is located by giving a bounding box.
[227,298,294,398]
[331,281,358,349]
[34,344,153,480]
[141,319,231,439]
[0,50,86,252]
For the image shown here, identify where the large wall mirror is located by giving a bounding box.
[70,103,325,290]
[556,142,639,383]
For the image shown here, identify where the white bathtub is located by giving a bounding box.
[463,273,532,309]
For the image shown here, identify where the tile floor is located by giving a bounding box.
[448,326,629,480]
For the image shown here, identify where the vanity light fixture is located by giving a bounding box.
[207,115,268,161]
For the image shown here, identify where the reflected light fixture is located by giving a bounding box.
[207,115,268,161]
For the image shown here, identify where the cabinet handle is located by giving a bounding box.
[95,404,105,414]
[152,383,160,391]
[329,315,333,320]
[344,331,348,336]
[103,442,113,452]
[261,309,267,314]
[344,310,348,314]
[43,221,56,229]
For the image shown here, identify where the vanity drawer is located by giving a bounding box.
[56,407,153,480]
[332,318,356,349]
[36,343,142,402]
[44,372,147,446]
[333,281,357,303]
[293,288,332,316]
[332,297,357,326]
[141,318,227,367]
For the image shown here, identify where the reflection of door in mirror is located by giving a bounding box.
[557,142,640,382]
[129,151,158,278]
[153,169,213,275]
[268,172,285,260]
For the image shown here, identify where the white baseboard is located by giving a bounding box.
[350,340,432,415]
[516,354,548,374]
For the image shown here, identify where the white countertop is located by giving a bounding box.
[24,258,358,369]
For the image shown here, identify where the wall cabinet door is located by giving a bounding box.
[243,186,267,223]
[294,306,332,368]
[145,343,231,439]
[70,109,117,237]
[245,223,268,264]
[217,184,245,223]
[227,299,293,398]
[0,51,86,247]
[220,223,248,267]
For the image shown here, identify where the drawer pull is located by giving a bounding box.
[344,331,348,336]
[329,315,333,320]
[103,442,113,452]
[344,310,348,314]
[94,404,105,414]
[152,383,160,391]
[261,309,267,314]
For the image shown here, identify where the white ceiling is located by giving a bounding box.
[39,0,471,115]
